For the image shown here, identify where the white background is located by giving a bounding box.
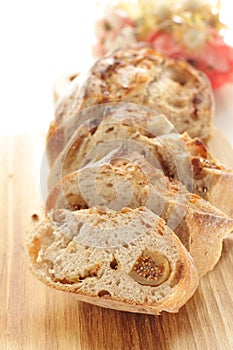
[0,0,96,135]
[0,0,232,146]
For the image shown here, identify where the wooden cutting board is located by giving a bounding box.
[1,130,233,350]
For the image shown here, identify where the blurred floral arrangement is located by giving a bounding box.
[93,0,233,89]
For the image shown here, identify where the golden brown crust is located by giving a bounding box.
[181,134,233,217]
[46,121,65,167]
[55,47,213,133]
[47,47,214,166]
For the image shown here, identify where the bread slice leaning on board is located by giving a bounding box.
[47,46,214,166]
[46,148,233,277]
[27,207,199,315]
[48,103,233,217]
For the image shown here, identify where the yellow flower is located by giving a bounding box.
[180,0,211,11]
[183,27,207,50]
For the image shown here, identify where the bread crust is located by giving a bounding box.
[47,47,214,165]
[181,134,233,217]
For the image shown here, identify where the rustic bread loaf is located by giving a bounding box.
[47,103,233,218]
[27,207,199,315]
[46,149,233,277]
[47,47,214,165]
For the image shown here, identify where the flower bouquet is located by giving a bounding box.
[93,0,233,89]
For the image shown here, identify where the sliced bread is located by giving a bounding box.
[47,103,233,218]
[27,207,199,315]
[47,103,191,190]
[46,149,233,277]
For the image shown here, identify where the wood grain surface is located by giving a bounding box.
[1,131,233,350]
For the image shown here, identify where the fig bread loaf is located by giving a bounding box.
[47,47,214,165]
[27,207,199,315]
[48,103,233,217]
[27,46,231,317]
[46,149,233,277]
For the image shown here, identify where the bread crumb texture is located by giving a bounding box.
[27,207,198,313]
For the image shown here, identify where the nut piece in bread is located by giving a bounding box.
[27,207,199,315]
[46,149,233,277]
[47,47,214,165]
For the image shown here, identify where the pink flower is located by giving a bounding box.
[147,31,186,58]
[147,30,233,89]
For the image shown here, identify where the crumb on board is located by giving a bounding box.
[31,213,39,221]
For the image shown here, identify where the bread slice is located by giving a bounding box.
[46,149,233,277]
[27,207,199,315]
[48,103,233,218]
[157,132,233,218]
[47,47,214,165]
[47,103,190,190]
